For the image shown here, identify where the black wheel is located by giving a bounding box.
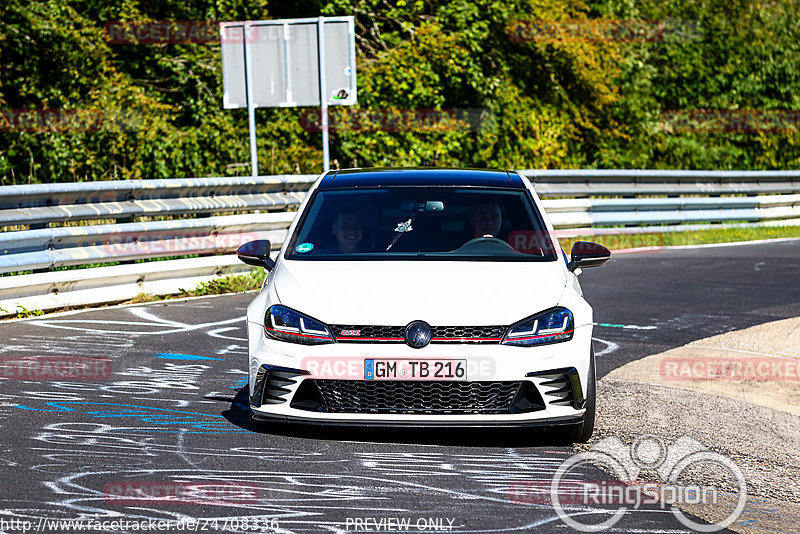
[564,347,596,443]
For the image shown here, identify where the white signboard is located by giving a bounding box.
[219,17,357,174]
[221,19,356,108]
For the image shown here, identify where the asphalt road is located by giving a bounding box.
[1,239,798,534]
[584,239,800,379]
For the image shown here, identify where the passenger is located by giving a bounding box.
[331,208,365,253]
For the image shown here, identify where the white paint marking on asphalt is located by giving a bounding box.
[592,337,620,357]
[1,291,252,324]
[30,313,245,336]
[207,326,247,341]
[128,308,189,327]
[216,344,247,355]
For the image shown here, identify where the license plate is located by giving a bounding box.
[364,359,467,381]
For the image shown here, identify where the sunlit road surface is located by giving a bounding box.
[1,239,798,533]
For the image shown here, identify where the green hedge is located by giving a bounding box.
[1,0,799,184]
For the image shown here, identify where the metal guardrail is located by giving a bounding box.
[0,175,313,226]
[543,194,800,227]
[1,170,799,316]
[0,213,293,274]
[0,255,249,315]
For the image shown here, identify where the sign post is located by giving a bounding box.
[317,17,330,172]
[242,21,258,176]
[220,17,357,176]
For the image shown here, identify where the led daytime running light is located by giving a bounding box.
[264,305,334,345]
[502,308,574,346]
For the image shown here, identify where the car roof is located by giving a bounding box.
[318,167,526,189]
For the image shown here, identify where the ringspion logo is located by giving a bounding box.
[528,435,747,532]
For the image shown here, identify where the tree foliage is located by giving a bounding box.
[1,0,798,183]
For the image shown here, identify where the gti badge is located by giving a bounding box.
[405,321,432,349]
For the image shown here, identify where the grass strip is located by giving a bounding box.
[558,225,800,252]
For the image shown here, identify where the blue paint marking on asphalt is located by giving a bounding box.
[123,429,248,433]
[155,352,224,361]
[231,377,248,389]
[16,401,221,418]
[594,322,657,330]
[14,402,245,432]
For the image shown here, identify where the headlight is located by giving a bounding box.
[502,307,574,346]
[264,305,334,345]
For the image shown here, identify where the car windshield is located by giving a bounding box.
[285,187,558,261]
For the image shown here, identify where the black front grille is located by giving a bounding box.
[331,325,506,344]
[292,380,529,414]
[432,325,505,341]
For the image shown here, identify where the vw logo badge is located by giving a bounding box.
[405,321,432,349]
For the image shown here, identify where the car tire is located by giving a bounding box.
[564,346,596,444]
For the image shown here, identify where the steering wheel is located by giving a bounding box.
[454,236,516,253]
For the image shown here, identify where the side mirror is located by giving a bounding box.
[567,241,611,272]
[237,240,275,270]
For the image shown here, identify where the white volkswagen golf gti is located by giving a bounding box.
[237,168,610,442]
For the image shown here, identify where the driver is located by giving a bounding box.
[469,201,502,238]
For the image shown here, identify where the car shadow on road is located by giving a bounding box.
[221,388,572,448]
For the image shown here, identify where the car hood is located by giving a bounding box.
[272,260,568,326]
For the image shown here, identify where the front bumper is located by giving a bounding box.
[246,321,593,426]
[250,411,583,429]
